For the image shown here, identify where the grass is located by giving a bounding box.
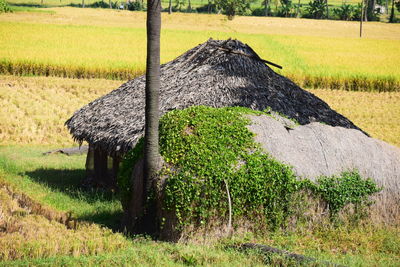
[0,145,399,266]
[1,75,398,147]
[0,8,399,91]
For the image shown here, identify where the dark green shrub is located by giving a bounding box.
[277,0,295,17]
[333,3,354,20]
[127,1,142,11]
[196,3,217,13]
[309,171,381,216]
[304,0,326,19]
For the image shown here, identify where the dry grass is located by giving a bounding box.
[0,8,399,91]
[0,180,129,261]
[0,75,120,145]
[0,75,399,148]
[309,88,400,147]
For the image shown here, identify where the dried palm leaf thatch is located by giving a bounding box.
[65,38,365,156]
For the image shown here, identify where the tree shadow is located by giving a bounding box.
[9,3,51,8]
[24,168,123,231]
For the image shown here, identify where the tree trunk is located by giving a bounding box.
[168,0,172,14]
[188,0,192,12]
[326,0,329,19]
[82,0,85,8]
[297,0,300,17]
[264,0,269,16]
[364,0,369,21]
[389,0,395,22]
[144,0,162,231]
[109,0,112,8]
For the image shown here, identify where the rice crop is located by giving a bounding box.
[0,8,399,91]
[0,75,399,147]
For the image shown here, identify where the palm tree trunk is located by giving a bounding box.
[389,0,395,22]
[144,0,162,208]
[168,0,172,14]
[264,0,269,16]
[326,0,329,19]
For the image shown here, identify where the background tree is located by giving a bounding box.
[263,0,270,16]
[214,0,252,19]
[389,0,400,22]
[305,0,327,19]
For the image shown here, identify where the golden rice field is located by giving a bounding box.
[1,8,400,91]
[0,75,399,148]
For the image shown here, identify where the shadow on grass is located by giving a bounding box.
[24,168,123,231]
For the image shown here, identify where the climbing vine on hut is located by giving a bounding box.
[118,106,382,230]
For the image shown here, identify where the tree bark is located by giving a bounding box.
[188,0,192,12]
[144,0,162,230]
[82,0,85,8]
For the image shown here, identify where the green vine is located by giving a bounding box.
[307,171,382,216]
[117,137,144,210]
[118,106,382,230]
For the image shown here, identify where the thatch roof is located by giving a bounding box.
[66,38,365,155]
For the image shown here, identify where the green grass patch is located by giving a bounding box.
[0,145,122,228]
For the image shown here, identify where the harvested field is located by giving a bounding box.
[1,8,399,91]
[1,75,399,147]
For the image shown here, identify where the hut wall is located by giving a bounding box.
[85,144,120,189]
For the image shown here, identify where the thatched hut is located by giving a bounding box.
[66,38,364,188]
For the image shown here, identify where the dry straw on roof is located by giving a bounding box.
[66,38,364,155]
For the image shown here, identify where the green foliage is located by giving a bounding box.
[308,171,382,216]
[127,1,142,10]
[0,0,12,13]
[277,0,295,17]
[117,137,144,210]
[119,106,382,230]
[333,3,354,20]
[304,0,327,19]
[214,0,252,19]
[159,106,298,229]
